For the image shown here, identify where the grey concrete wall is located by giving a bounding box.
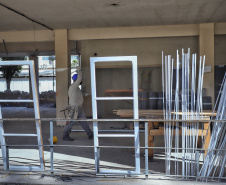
[81,67,163,118]
[81,36,199,92]
[81,37,199,67]
[81,36,199,117]
[215,35,226,65]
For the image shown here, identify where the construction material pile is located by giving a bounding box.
[200,73,226,180]
[162,48,206,177]
[162,49,226,180]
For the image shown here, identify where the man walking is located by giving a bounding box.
[63,67,93,141]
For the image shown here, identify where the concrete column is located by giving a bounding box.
[199,23,215,106]
[55,29,71,125]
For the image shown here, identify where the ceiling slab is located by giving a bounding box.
[0,0,226,32]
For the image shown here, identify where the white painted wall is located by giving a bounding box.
[0,77,56,92]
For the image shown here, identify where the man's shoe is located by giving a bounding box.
[88,133,93,140]
[63,136,74,141]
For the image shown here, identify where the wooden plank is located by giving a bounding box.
[150,129,207,136]
[148,122,154,159]
[114,109,216,117]
[203,124,211,156]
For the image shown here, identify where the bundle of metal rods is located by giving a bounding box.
[162,48,205,177]
[200,73,226,180]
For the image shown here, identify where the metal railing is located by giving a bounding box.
[0,118,225,182]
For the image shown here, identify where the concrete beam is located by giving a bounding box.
[215,23,226,35]
[1,23,225,43]
[68,24,199,40]
[0,30,54,43]
[199,23,215,106]
[55,29,71,126]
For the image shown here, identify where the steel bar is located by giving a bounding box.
[164,55,168,173]
[95,97,134,100]
[0,104,7,170]
[0,100,34,103]
[97,134,135,137]
[162,52,166,175]
[132,57,140,173]
[175,50,180,175]
[200,72,226,180]
[72,129,145,133]
[191,54,196,176]
[2,134,37,137]
[169,57,174,175]
[29,61,45,171]
[191,53,197,176]
[0,118,224,123]
[165,55,169,174]
[50,121,54,173]
[145,121,149,179]
[99,170,140,175]
[181,49,185,177]
[1,144,225,150]
[90,58,99,173]
[200,56,205,147]
[162,49,209,179]
[166,55,171,175]
[6,146,9,170]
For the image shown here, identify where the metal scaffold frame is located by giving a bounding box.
[90,56,140,175]
[0,60,44,171]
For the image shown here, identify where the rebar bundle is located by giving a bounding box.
[162,48,205,177]
[200,73,226,181]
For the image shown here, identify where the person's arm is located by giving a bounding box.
[73,68,82,87]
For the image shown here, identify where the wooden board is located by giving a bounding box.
[114,109,216,118]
